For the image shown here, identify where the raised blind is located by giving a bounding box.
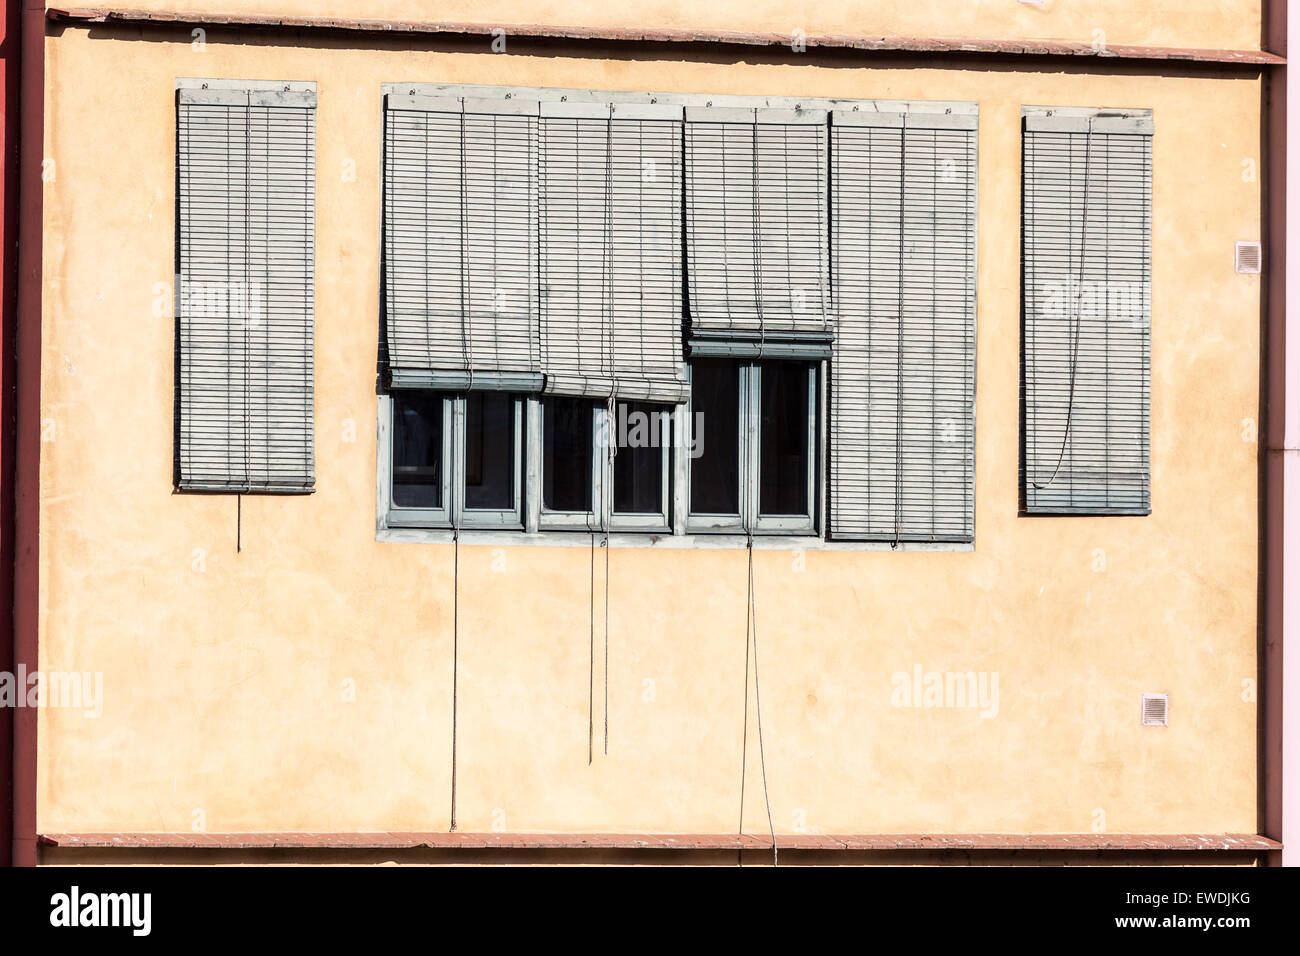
[1022,111,1152,514]
[684,107,831,358]
[383,94,541,391]
[829,111,977,543]
[176,86,316,493]
[538,102,688,404]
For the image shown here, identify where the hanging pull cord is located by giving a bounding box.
[601,112,616,754]
[603,395,617,756]
[449,523,461,831]
[588,520,596,766]
[1033,117,1095,491]
[739,528,778,867]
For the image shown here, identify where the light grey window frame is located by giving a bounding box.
[604,403,673,533]
[386,393,453,528]
[537,398,604,531]
[536,398,672,532]
[687,362,818,535]
[454,394,525,529]
[383,393,523,529]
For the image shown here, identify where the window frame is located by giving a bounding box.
[604,403,673,534]
[686,361,818,535]
[538,398,603,531]
[385,392,524,530]
[535,397,673,533]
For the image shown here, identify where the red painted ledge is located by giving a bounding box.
[45,8,1284,67]
[38,832,1282,852]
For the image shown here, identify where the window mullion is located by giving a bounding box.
[451,396,467,526]
[525,396,542,533]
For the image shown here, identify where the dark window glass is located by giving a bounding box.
[759,362,809,516]
[543,398,593,512]
[689,359,741,515]
[612,402,663,516]
[392,392,444,508]
[465,392,515,510]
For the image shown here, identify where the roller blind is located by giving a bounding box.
[1022,111,1152,514]
[538,102,688,404]
[383,94,542,391]
[828,111,977,543]
[176,86,316,493]
[684,106,831,359]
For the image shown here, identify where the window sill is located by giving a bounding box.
[376,526,973,552]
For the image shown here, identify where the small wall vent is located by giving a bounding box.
[1235,241,1262,274]
[1142,693,1169,726]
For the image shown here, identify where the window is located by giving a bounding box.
[1021,108,1152,515]
[688,360,817,533]
[378,84,983,546]
[538,397,671,531]
[387,392,523,529]
[175,81,317,493]
[827,109,978,543]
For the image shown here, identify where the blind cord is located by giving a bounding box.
[450,522,460,831]
[737,530,778,866]
[1032,117,1095,491]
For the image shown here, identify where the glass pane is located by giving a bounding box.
[543,398,593,512]
[759,362,809,516]
[464,392,515,511]
[612,402,663,516]
[392,392,444,508]
[689,359,741,515]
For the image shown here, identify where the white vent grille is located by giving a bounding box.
[1235,241,1262,274]
[1142,693,1169,726]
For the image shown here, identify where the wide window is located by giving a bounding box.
[377,84,983,546]
[688,360,817,533]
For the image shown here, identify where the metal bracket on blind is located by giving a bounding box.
[1023,106,1153,135]
[830,109,976,130]
[687,329,833,360]
[176,77,317,106]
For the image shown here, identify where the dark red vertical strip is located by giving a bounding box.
[0,0,20,869]
[10,0,41,868]
[1261,0,1286,865]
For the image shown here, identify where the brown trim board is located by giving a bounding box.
[46,7,1284,67]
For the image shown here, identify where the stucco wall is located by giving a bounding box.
[35,23,1263,836]
[81,0,1266,53]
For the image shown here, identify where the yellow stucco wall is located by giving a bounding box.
[35,20,1263,836]
[99,0,1266,53]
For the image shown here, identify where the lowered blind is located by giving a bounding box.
[176,86,316,493]
[1022,111,1152,514]
[538,102,688,404]
[684,106,831,359]
[383,94,541,391]
[829,111,977,543]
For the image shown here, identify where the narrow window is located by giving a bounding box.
[393,392,445,509]
[612,402,666,517]
[689,359,742,518]
[543,397,595,514]
[464,392,517,512]
[758,361,810,517]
